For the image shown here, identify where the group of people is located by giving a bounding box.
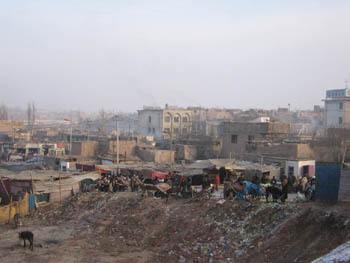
[230,172,316,202]
[96,173,140,193]
[92,169,316,203]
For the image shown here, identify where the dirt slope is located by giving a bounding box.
[0,192,349,263]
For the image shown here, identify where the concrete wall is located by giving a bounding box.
[223,122,290,135]
[257,144,313,159]
[176,145,197,161]
[109,139,137,158]
[49,182,80,202]
[221,122,290,158]
[311,145,343,163]
[136,148,175,164]
[71,141,98,157]
[137,110,163,140]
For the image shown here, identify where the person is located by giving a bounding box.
[261,174,267,184]
[301,176,308,192]
[235,174,244,185]
[281,178,289,202]
[271,176,277,186]
[252,174,260,185]
[103,177,109,192]
[131,178,135,192]
[215,174,220,190]
[287,174,295,192]
[202,175,210,190]
[186,177,192,192]
[180,177,187,193]
[97,179,103,192]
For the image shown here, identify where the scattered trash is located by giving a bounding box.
[217,200,226,205]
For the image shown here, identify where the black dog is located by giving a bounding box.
[18,231,34,250]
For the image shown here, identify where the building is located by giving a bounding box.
[221,121,290,158]
[324,88,350,129]
[285,159,315,178]
[137,106,193,141]
[71,141,98,157]
[0,121,24,134]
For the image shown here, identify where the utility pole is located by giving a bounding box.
[87,121,90,142]
[114,115,119,165]
[58,172,62,203]
[70,121,73,156]
[345,79,350,89]
[63,118,73,156]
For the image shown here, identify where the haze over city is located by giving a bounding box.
[1,0,350,112]
[3,1,350,262]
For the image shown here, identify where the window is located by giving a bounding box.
[152,128,155,134]
[248,135,255,144]
[339,117,343,125]
[165,116,170,123]
[148,116,152,123]
[174,117,180,123]
[339,103,343,110]
[174,128,179,134]
[148,127,151,133]
[288,166,294,176]
[182,128,187,134]
[183,117,188,123]
[231,135,238,144]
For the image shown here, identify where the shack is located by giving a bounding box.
[0,169,100,203]
[285,159,315,178]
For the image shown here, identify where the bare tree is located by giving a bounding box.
[98,109,107,136]
[0,104,8,120]
[77,109,83,124]
[26,102,36,133]
[32,102,36,125]
[27,102,32,126]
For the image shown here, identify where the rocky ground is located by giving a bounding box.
[0,191,350,263]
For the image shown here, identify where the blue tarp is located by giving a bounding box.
[26,157,44,163]
[29,194,36,211]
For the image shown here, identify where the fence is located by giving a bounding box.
[0,193,31,224]
[315,163,341,203]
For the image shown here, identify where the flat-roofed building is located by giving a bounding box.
[324,88,350,129]
[137,106,193,141]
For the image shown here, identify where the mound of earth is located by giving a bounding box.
[1,192,350,263]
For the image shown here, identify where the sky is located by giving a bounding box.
[1,0,350,112]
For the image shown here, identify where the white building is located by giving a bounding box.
[250,117,270,123]
[137,106,193,141]
[285,159,315,178]
[324,88,350,129]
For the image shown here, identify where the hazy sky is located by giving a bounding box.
[1,0,350,112]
